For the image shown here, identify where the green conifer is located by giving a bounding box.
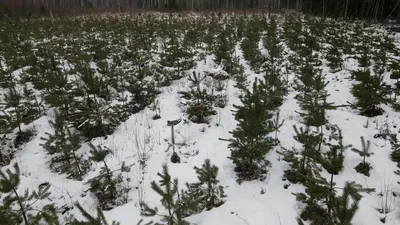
[269,111,285,146]
[88,143,130,210]
[351,72,390,117]
[42,56,74,117]
[181,159,225,215]
[40,111,89,180]
[140,164,189,225]
[331,181,374,225]
[351,136,373,176]
[3,80,38,147]
[0,163,57,225]
[158,31,195,76]
[326,45,343,73]
[280,126,320,184]
[214,28,235,70]
[307,128,350,218]
[67,202,120,225]
[228,79,274,182]
[179,72,216,123]
[241,17,262,72]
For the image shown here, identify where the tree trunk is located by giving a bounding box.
[328,173,334,219]
[13,188,29,225]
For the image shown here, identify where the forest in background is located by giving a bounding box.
[0,0,399,22]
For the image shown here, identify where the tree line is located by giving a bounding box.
[0,0,399,22]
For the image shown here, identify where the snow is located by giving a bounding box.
[2,17,400,225]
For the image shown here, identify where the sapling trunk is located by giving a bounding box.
[363,151,366,165]
[13,187,29,225]
[207,182,213,209]
[318,125,323,152]
[72,151,83,179]
[328,173,334,219]
[103,159,116,198]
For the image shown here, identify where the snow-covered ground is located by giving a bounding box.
[3,17,400,225]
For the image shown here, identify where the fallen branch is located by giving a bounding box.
[334,104,352,108]
[219,137,234,142]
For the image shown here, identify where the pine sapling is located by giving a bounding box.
[140,164,188,225]
[68,202,120,225]
[351,136,373,176]
[296,172,332,225]
[279,126,321,184]
[41,111,89,180]
[2,81,36,148]
[228,79,274,182]
[351,73,390,117]
[308,128,350,218]
[390,60,400,109]
[88,144,130,210]
[269,111,285,146]
[179,72,216,124]
[181,159,226,215]
[331,181,374,225]
[0,163,57,225]
[326,45,343,73]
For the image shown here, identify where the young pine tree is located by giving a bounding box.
[213,28,235,72]
[3,80,37,147]
[179,72,216,124]
[0,163,58,225]
[296,172,332,225]
[140,164,188,225]
[42,56,75,118]
[299,30,321,66]
[351,136,373,176]
[269,111,285,146]
[280,126,321,184]
[351,41,371,82]
[261,19,287,110]
[295,67,335,151]
[181,159,225,215]
[0,118,12,165]
[67,202,120,225]
[228,79,274,182]
[263,16,283,69]
[232,60,247,97]
[158,32,195,79]
[71,62,120,139]
[283,15,302,52]
[41,111,89,180]
[88,144,130,210]
[241,17,263,72]
[372,35,394,75]
[390,59,400,109]
[297,68,335,125]
[125,67,159,115]
[326,45,343,73]
[306,128,351,219]
[331,182,373,225]
[297,177,373,225]
[351,72,390,117]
